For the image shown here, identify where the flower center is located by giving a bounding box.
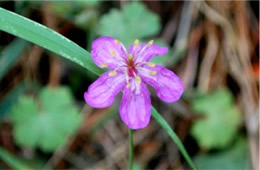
[127,54,138,77]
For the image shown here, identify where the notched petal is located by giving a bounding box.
[140,65,184,103]
[91,36,127,69]
[84,72,125,108]
[119,83,151,130]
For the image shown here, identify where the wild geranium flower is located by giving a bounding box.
[84,36,184,129]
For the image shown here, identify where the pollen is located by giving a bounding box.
[128,54,133,60]
[147,40,154,46]
[100,63,107,68]
[147,62,155,67]
[126,83,131,88]
[134,39,139,47]
[109,71,117,76]
[114,39,120,44]
[110,49,115,56]
[150,71,157,75]
[136,76,141,84]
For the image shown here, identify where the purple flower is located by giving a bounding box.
[84,36,184,129]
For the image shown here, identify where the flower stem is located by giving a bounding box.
[128,128,134,170]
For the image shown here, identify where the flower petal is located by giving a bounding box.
[139,65,184,103]
[84,71,126,108]
[91,36,128,69]
[128,42,168,63]
[119,83,151,129]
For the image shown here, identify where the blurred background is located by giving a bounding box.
[0,1,259,169]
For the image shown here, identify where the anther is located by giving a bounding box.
[136,76,141,84]
[128,54,133,60]
[110,49,115,56]
[114,39,120,44]
[126,83,131,88]
[147,62,155,67]
[100,64,107,68]
[109,71,117,76]
[150,71,157,75]
[147,40,154,46]
[134,39,139,47]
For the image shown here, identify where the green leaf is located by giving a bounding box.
[49,2,77,18]
[0,7,104,76]
[122,2,160,38]
[75,10,98,29]
[0,147,30,170]
[11,96,38,125]
[194,137,250,170]
[98,2,160,46]
[0,38,29,80]
[14,116,41,148]
[191,89,242,149]
[152,107,196,170]
[0,82,36,118]
[98,9,129,43]
[11,87,82,152]
[39,87,73,111]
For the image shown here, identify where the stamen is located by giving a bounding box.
[147,62,155,67]
[128,54,133,60]
[147,40,154,46]
[150,71,157,75]
[110,49,115,56]
[100,63,107,68]
[134,39,139,47]
[109,71,117,76]
[134,40,154,62]
[114,39,128,57]
[136,76,141,84]
[114,39,120,44]
[126,83,131,88]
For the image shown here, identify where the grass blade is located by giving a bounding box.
[0,147,30,170]
[0,7,104,76]
[0,39,29,80]
[152,106,196,170]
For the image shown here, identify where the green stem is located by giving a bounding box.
[128,129,134,170]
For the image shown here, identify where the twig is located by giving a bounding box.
[173,1,195,50]
[198,21,219,91]
[160,7,179,44]
[196,2,259,169]
[181,25,202,89]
